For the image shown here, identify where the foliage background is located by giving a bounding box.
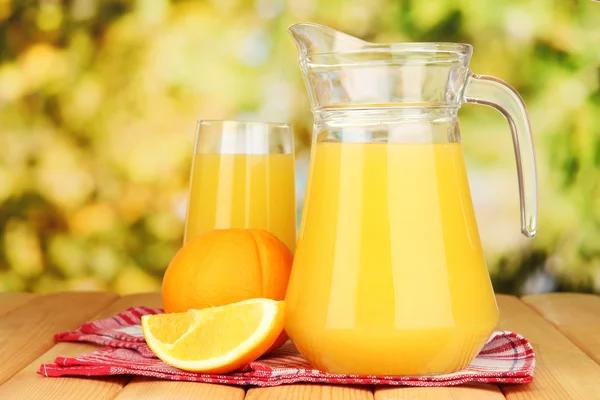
[0,0,599,294]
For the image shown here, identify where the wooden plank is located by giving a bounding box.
[2,343,128,400]
[0,293,37,316]
[375,383,505,399]
[0,292,118,386]
[0,293,161,400]
[113,377,245,400]
[496,294,600,399]
[246,384,374,400]
[522,293,600,366]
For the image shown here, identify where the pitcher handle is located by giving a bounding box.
[463,73,537,238]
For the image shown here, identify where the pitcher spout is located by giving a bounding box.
[287,22,367,57]
[288,23,473,111]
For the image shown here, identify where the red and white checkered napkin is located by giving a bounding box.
[39,307,535,387]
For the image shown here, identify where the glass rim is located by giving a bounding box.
[347,42,469,52]
[305,45,474,67]
[197,119,293,129]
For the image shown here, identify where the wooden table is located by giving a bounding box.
[0,292,599,399]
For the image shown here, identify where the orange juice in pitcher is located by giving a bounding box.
[285,24,537,376]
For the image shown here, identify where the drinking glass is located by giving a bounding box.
[184,120,297,251]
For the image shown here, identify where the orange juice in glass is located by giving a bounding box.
[184,120,297,252]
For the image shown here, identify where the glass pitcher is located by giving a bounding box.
[285,23,537,376]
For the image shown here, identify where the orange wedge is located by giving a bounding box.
[141,298,285,374]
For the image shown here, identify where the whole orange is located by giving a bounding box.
[161,229,293,350]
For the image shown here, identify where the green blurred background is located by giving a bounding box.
[0,0,599,295]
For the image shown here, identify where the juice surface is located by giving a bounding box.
[184,153,297,252]
[285,141,499,375]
